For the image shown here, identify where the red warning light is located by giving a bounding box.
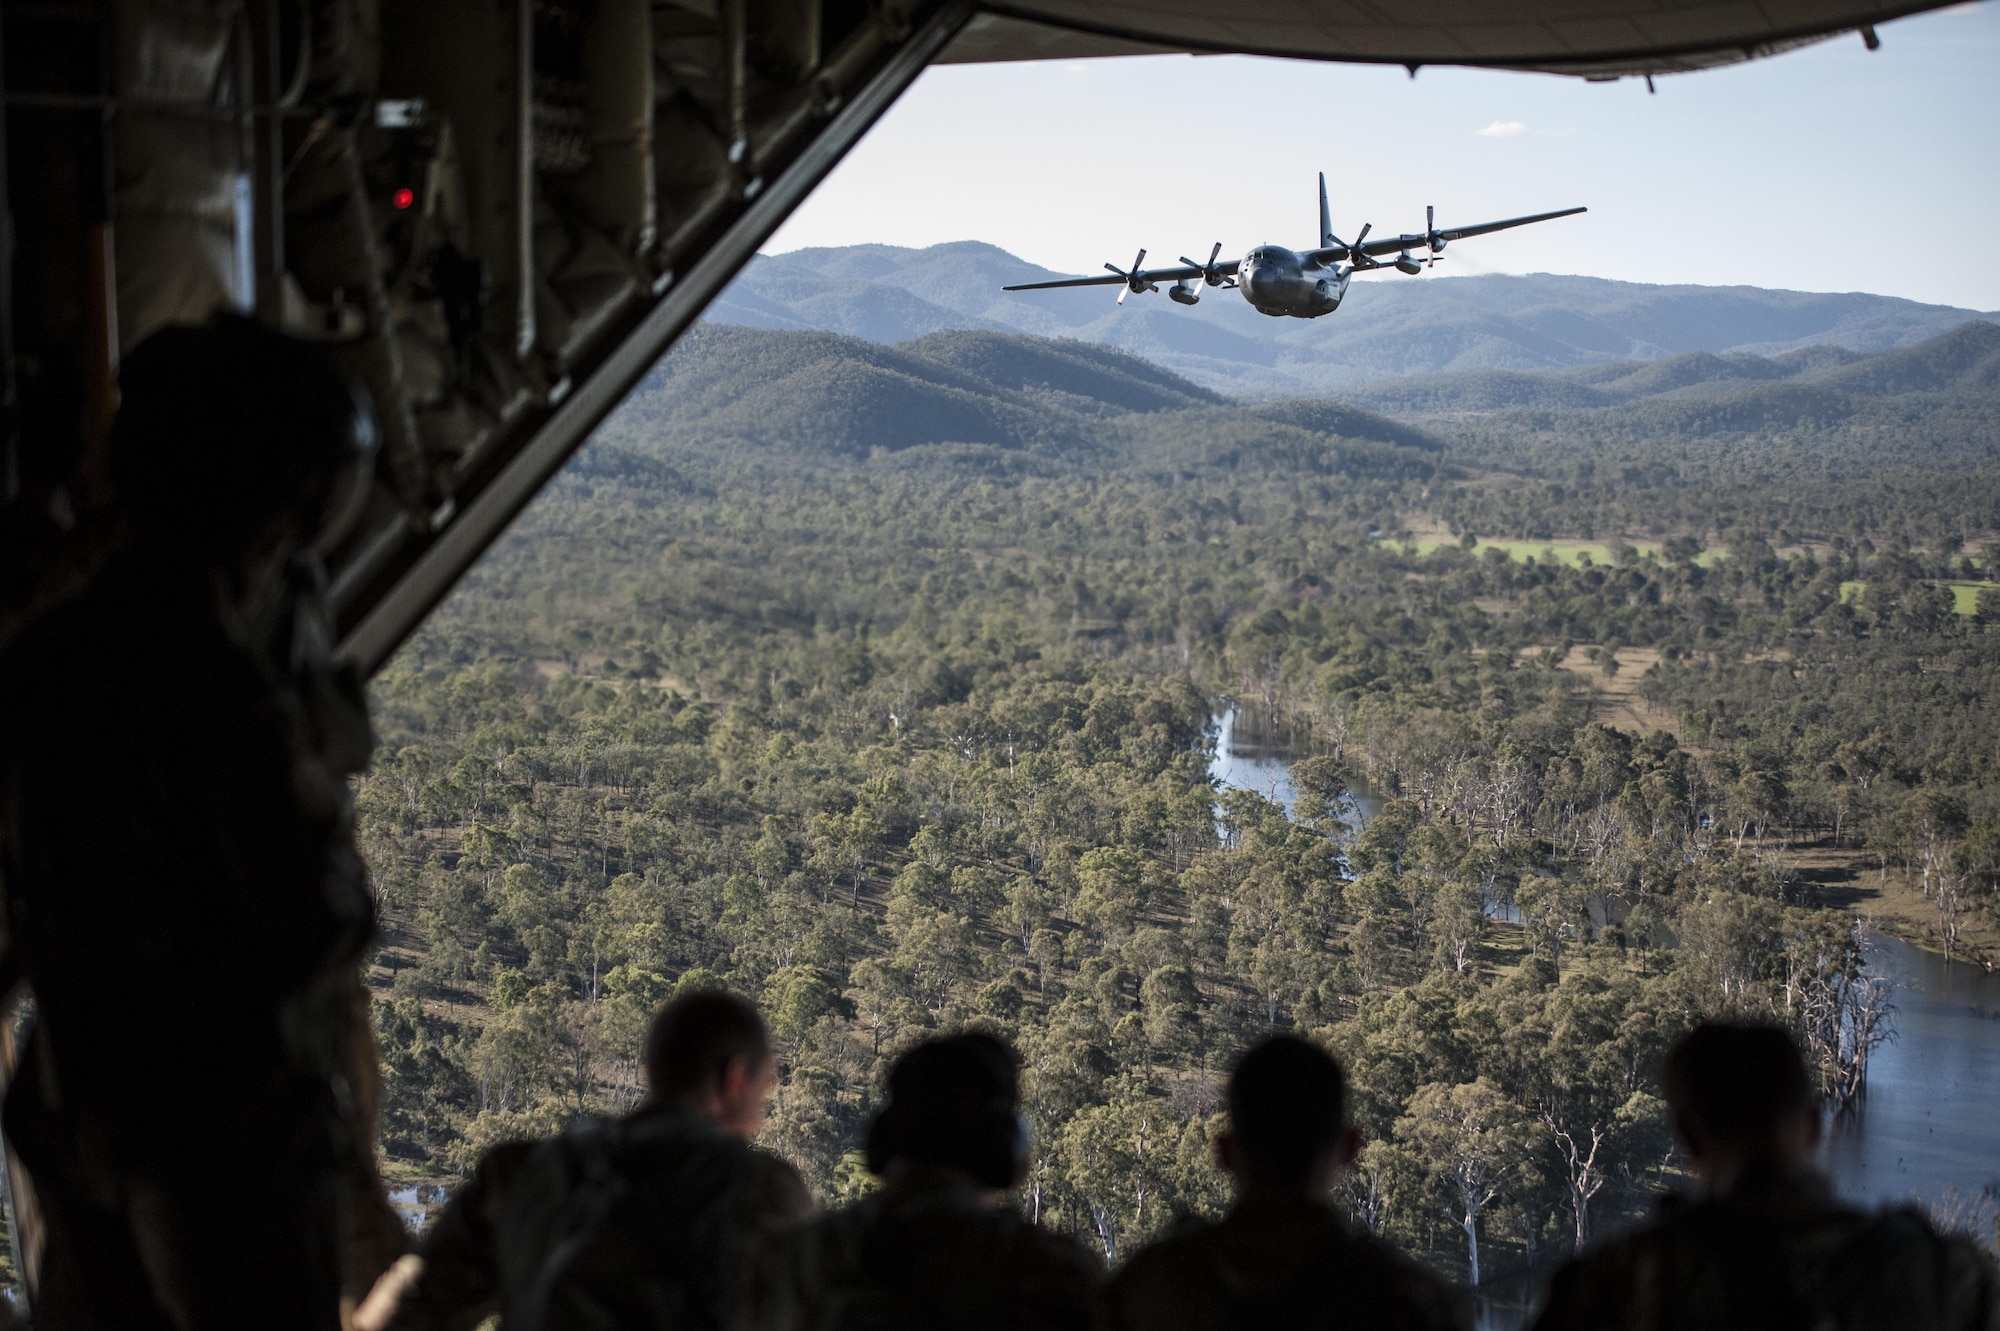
[393,187,416,211]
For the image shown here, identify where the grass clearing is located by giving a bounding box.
[1517,644,1679,736]
[1838,580,1986,616]
[1399,535,1731,570]
[1403,537,1632,567]
[1797,840,2000,966]
[1946,582,1987,616]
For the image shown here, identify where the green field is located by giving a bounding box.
[1839,579,1985,616]
[1399,537,1727,569]
[1403,537,1626,567]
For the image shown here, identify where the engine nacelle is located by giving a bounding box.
[1168,282,1200,306]
[1394,253,1423,275]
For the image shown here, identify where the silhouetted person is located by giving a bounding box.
[1100,1035,1469,1331]
[376,989,811,1331]
[745,1031,1101,1331]
[1533,1021,1999,1331]
[0,314,388,1329]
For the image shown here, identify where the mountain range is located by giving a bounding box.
[603,317,2000,470]
[1340,318,2000,424]
[707,242,2000,397]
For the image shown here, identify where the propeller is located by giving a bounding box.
[1104,248,1155,304]
[1424,204,1447,264]
[1180,242,1231,288]
[1345,222,1378,269]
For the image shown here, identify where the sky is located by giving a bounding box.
[767,2,2000,311]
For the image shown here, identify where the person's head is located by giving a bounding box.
[642,989,776,1141]
[1216,1035,1360,1199]
[110,314,376,579]
[1664,1021,1821,1195]
[864,1031,1028,1191]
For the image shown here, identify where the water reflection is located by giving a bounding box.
[1208,709,1380,825]
[389,1182,444,1231]
[1821,933,2000,1212]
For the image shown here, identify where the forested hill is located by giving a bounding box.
[605,321,1996,546]
[1353,320,2000,547]
[709,241,2000,396]
[603,324,1436,462]
[1345,318,2000,417]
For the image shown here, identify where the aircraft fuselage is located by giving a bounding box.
[1238,245,1351,319]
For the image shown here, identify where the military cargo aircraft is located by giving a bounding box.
[1003,173,1584,319]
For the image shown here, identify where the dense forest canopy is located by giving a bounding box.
[360,321,2000,1281]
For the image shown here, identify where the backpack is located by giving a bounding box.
[498,1111,747,1331]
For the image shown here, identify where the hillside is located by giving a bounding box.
[603,324,1429,466]
[1334,321,2000,544]
[707,241,2000,396]
[1344,319,2000,418]
[601,321,1999,547]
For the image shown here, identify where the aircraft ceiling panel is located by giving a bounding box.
[939,2,1948,74]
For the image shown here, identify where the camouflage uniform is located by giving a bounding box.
[1099,1194,1471,1331]
[745,1166,1102,1331]
[1532,1163,2000,1331]
[385,1106,811,1331]
[0,550,381,1329]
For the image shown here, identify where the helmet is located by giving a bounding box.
[110,314,377,557]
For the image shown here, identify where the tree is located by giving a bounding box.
[1395,1078,1536,1287]
[1782,913,1896,1108]
[1521,968,1675,1250]
[809,807,887,906]
[1058,1095,1178,1263]
[1139,964,1201,1057]
[766,964,843,1041]
[1074,846,1145,939]
[1516,875,1586,975]
[844,958,917,1058]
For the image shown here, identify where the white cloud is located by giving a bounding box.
[1476,120,1528,138]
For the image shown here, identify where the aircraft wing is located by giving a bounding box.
[1307,206,1586,264]
[1003,259,1239,291]
[1406,205,1588,250]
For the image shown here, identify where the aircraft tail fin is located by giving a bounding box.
[1319,172,1333,248]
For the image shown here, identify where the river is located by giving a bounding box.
[1820,934,2000,1212]
[1209,708,1381,825]
[1205,709,2000,1320]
